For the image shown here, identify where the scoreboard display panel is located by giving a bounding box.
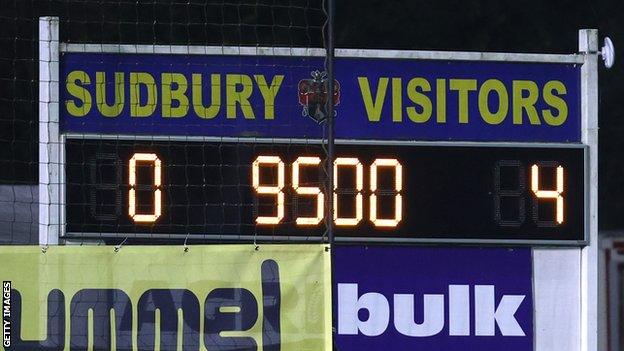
[65,139,586,243]
[57,47,587,245]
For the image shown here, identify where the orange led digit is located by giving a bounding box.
[370,158,403,227]
[128,153,162,223]
[252,155,285,225]
[333,157,363,226]
[531,164,564,224]
[293,156,324,225]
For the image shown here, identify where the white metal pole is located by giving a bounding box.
[39,16,60,246]
[579,28,599,351]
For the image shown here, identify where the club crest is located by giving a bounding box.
[297,70,340,123]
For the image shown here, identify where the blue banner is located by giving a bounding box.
[334,246,533,351]
[60,52,580,142]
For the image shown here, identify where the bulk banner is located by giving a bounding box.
[0,244,331,351]
[334,246,533,351]
[60,52,580,142]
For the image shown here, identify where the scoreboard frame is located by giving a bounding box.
[43,39,592,246]
[40,23,594,246]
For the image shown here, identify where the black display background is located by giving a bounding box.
[65,139,585,243]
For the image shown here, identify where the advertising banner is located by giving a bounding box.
[60,52,580,142]
[334,246,533,351]
[0,244,331,351]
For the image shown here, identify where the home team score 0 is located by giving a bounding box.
[60,52,587,244]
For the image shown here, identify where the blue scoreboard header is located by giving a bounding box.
[60,52,581,142]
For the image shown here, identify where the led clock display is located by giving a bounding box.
[65,139,586,243]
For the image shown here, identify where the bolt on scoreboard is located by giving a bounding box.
[58,47,587,245]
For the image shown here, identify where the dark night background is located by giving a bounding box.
[1,0,623,230]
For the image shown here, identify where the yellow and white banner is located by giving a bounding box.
[0,244,331,351]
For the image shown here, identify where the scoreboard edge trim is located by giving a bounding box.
[60,43,585,64]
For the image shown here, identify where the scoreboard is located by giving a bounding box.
[34,19,601,351]
[55,46,587,245]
